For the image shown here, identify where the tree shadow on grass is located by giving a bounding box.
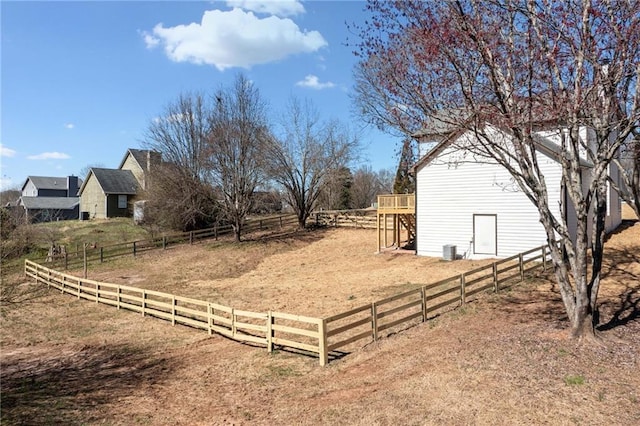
[597,286,639,332]
[1,344,173,425]
[489,276,571,329]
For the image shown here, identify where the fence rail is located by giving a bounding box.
[314,211,377,229]
[26,244,550,366]
[323,245,550,356]
[33,214,299,271]
[25,259,327,365]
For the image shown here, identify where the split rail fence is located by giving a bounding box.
[26,245,550,366]
[314,210,377,229]
[33,214,299,271]
[25,259,327,364]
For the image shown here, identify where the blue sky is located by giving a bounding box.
[1,0,400,191]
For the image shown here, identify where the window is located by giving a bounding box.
[118,195,127,209]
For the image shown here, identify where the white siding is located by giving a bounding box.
[416,130,563,259]
[22,180,38,197]
[606,153,622,233]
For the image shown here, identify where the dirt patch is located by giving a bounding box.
[2,221,638,424]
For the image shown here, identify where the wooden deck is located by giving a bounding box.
[376,194,416,251]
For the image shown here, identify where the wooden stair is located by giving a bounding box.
[398,214,416,244]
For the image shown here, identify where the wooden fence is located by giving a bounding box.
[25,259,328,365]
[322,245,550,361]
[26,245,549,366]
[34,214,299,271]
[314,210,377,229]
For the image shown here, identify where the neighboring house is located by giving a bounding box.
[79,168,139,219]
[18,196,80,223]
[118,148,161,191]
[412,124,621,260]
[16,175,82,223]
[78,149,161,219]
[21,175,81,198]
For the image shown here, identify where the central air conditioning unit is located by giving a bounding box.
[443,244,457,261]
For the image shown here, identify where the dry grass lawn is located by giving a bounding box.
[1,207,638,425]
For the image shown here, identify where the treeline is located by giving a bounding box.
[140,74,394,240]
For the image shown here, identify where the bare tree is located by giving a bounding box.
[350,165,378,209]
[318,166,353,211]
[266,98,359,228]
[77,163,105,182]
[0,188,20,206]
[354,0,639,339]
[143,92,211,181]
[141,92,220,230]
[207,74,271,241]
[143,163,220,231]
[350,165,394,209]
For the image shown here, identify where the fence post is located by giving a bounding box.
[231,308,236,337]
[189,231,193,245]
[318,318,328,366]
[133,241,137,257]
[117,286,121,310]
[279,216,283,229]
[460,274,466,305]
[371,302,378,341]
[542,246,547,272]
[267,311,274,353]
[421,285,427,322]
[99,247,103,263]
[519,253,524,281]
[77,279,81,299]
[170,297,176,325]
[162,236,167,250]
[141,290,146,316]
[207,303,213,335]
[96,284,99,303]
[214,225,218,240]
[493,263,498,292]
[83,243,88,279]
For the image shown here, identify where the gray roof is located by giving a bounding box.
[532,134,593,168]
[128,149,149,168]
[118,148,161,170]
[412,109,472,138]
[91,168,139,194]
[20,196,79,210]
[22,176,82,191]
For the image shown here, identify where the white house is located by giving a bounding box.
[412,124,621,259]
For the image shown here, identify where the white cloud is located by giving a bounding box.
[143,32,159,48]
[295,74,336,90]
[1,145,16,158]
[64,123,75,129]
[225,0,305,17]
[143,8,327,70]
[27,152,71,160]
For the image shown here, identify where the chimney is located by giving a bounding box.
[67,176,79,197]
[144,151,162,190]
[146,150,161,172]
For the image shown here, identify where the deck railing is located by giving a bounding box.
[377,194,415,212]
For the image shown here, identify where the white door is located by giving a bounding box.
[474,214,497,255]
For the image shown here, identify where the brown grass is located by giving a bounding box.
[1,217,638,425]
